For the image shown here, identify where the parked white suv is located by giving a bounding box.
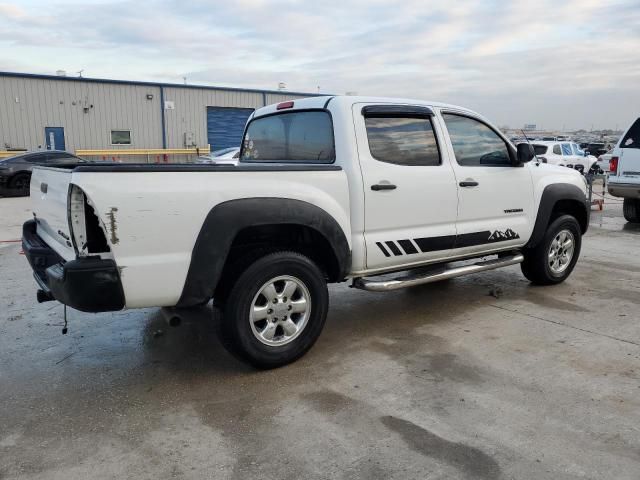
[531,141,597,174]
[608,117,640,222]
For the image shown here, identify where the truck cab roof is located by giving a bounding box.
[252,95,481,120]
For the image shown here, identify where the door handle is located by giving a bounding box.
[371,183,397,191]
[459,180,479,187]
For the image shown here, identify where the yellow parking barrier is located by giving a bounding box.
[75,147,210,156]
[0,150,27,158]
[75,146,211,163]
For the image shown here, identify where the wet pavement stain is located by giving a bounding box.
[420,353,485,383]
[381,416,501,480]
[302,390,354,414]
[521,289,589,312]
[587,260,640,274]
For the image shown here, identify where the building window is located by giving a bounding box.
[111,130,131,145]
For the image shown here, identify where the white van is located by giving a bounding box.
[608,117,640,222]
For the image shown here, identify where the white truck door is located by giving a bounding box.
[353,104,459,270]
[439,111,534,255]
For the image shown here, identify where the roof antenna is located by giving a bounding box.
[77,69,84,78]
[520,129,540,164]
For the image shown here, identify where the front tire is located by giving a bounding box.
[219,251,328,369]
[521,215,582,285]
[623,199,640,223]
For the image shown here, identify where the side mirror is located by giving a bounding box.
[516,143,535,164]
[584,151,589,157]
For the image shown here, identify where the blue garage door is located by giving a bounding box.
[207,107,254,151]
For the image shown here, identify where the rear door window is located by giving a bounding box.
[561,143,573,156]
[364,116,441,166]
[621,118,640,149]
[241,110,335,163]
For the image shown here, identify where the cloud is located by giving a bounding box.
[0,2,26,19]
[0,0,638,129]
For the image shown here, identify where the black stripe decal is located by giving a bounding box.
[398,239,418,255]
[376,242,391,257]
[385,241,403,256]
[414,235,456,252]
[454,231,492,248]
[377,229,520,257]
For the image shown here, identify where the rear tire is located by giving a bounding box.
[219,251,328,369]
[623,199,640,223]
[521,215,581,285]
[9,173,30,196]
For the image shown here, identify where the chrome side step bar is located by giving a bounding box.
[352,253,524,292]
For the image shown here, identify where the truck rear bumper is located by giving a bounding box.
[22,220,125,312]
[608,182,640,199]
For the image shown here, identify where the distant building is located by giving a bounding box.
[523,124,537,131]
[0,71,317,153]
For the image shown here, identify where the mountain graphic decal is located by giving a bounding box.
[488,228,520,242]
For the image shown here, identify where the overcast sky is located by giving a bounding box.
[0,0,638,130]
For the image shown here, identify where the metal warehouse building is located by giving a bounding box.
[0,71,315,156]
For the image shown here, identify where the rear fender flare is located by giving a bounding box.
[177,198,351,307]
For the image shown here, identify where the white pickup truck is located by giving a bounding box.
[23,96,590,368]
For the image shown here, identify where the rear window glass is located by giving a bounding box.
[621,118,640,149]
[241,111,334,163]
[364,116,440,166]
[533,145,547,155]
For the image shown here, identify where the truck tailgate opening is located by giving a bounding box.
[30,167,76,261]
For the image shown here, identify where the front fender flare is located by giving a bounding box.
[526,183,589,248]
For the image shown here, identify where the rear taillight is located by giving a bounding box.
[610,156,618,174]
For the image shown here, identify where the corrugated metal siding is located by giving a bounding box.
[0,74,314,152]
[0,76,163,152]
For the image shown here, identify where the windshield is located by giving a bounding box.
[241,110,335,163]
[572,144,585,156]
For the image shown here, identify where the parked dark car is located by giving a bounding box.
[582,143,608,156]
[0,150,86,196]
